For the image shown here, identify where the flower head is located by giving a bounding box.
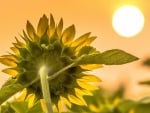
[0,14,101,110]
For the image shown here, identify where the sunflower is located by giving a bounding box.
[0,14,102,111]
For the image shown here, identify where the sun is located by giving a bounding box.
[112,5,144,38]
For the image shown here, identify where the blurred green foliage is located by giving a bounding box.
[68,87,150,113]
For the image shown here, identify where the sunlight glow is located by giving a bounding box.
[112,5,144,38]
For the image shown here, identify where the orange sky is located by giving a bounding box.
[1,0,150,99]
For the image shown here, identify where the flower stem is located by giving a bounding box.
[40,66,53,113]
[39,55,85,112]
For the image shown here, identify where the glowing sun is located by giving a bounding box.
[112,5,144,37]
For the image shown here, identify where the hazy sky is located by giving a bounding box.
[0,0,150,99]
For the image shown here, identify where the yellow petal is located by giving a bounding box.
[37,15,49,37]
[1,55,18,62]
[75,36,96,52]
[61,25,75,45]
[16,89,27,102]
[79,74,102,82]
[47,14,55,38]
[113,97,121,106]
[60,96,71,108]
[10,47,20,55]
[80,64,102,70]
[68,94,86,106]
[74,88,93,96]
[2,68,18,77]
[77,79,99,90]
[57,18,63,37]
[89,104,100,112]
[40,99,46,113]
[129,109,135,113]
[14,37,25,48]
[0,58,17,67]
[56,99,62,112]
[71,32,91,47]
[74,91,87,106]
[26,21,36,40]
[26,93,36,108]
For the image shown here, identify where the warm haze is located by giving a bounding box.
[0,0,150,99]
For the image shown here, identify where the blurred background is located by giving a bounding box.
[0,0,150,100]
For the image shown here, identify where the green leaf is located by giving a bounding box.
[143,58,150,67]
[78,49,138,65]
[10,102,28,113]
[0,80,24,105]
[139,97,150,104]
[139,80,150,85]
[0,103,15,113]
[117,100,136,113]
[110,86,125,102]
[134,103,150,113]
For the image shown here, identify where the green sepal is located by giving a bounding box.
[27,41,42,56]
[40,34,50,46]
[62,46,75,58]
[18,48,31,60]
